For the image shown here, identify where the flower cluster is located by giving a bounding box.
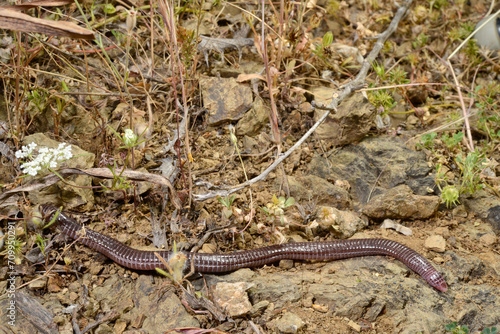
[122,128,138,148]
[15,142,73,176]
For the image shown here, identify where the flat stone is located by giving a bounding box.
[213,282,252,317]
[28,277,47,290]
[315,206,368,238]
[200,77,252,126]
[479,233,497,246]
[279,259,294,269]
[362,185,439,219]
[309,136,436,204]
[235,96,269,136]
[313,92,375,146]
[486,205,500,235]
[274,312,305,334]
[424,235,446,253]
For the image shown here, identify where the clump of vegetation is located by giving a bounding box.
[445,322,497,334]
[367,62,412,130]
[261,195,295,226]
[420,132,490,208]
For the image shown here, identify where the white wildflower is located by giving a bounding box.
[16,142,73,176]
[15,142,37,159]
[122,128,138,148]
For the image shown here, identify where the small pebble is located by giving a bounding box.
[424,235,446,253]
[479,233,497,246]
[279,259,294,269]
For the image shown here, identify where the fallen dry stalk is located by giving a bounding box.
[1,168,182,210]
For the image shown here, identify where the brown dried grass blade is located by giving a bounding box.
[0,7,94,39]
[2,0,73,11]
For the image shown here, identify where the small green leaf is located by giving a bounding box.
[322,31,333,47]
[103,3,116,14]
[155,268,173,280]
[43,207,62,229]
[61,80,69,92]
[445,322,457,331]
[284,197,295,208]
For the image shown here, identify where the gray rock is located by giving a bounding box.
[236,96,269,136]
[362,184,439,219]
[200,77,253,126]
[463,190,500,220]
[486,205,500,235]
[313,92,376,146]
[273,312,305,333]
[309,136,435,204]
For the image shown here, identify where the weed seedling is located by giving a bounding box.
[313,31,333,60]
[217,195,236,220]
[481,327,497,334]
[261,195,295,226]
[35,234,49,256]
[445,322,469,334]
[418,132,438,151]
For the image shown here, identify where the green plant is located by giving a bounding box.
[481,327,497,334]
[326,0,341,16]
[455,150,486,195]
[368,88,396,111]
[100,127,145,194]
[448,22,475,42]
[102,161,133,193]
[217,195,236,219]
[429,0,449,11]
[103,3,116,14]
[440,184,460,208]
[177,26,198,69]
[0,236,25,265]
[27,89,49,114]
[436,150,487,207]
[445,322,469,334]
[434,149,487,208]
[368,64,410,116]
[388,66,410,85]
[371,61,387,81]
[463,39,480,64]
[418,132,438,150]
[412,33,429,49]
[313,31,333,60]
[110,29,125,45]
[42,207,62,229]
[35,234,49,256]
[441,131,463,150]
[261,195,295,225]
[474,83,500,143]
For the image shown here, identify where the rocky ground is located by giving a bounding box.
[0,0,499,333]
